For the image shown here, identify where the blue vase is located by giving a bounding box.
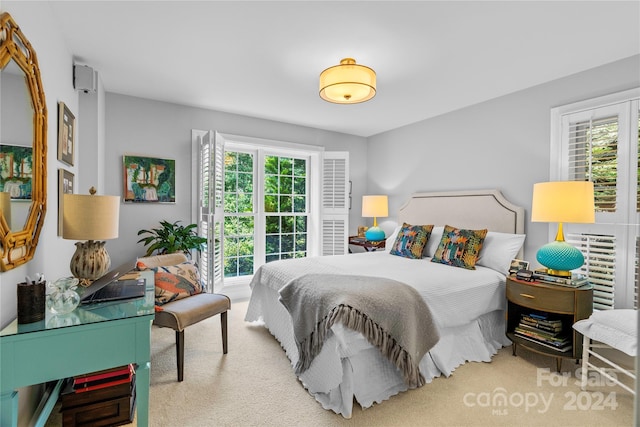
[365,226,385,242]
[536,241,584,274]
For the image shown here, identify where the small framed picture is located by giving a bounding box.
[58,102,75,166]
[509,259,530,276]
[58,169,74,235]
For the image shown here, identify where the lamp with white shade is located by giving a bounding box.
[63,187,120,283]
[362,195,388,242]
[531,181,595,277]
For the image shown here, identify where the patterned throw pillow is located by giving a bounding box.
[389,223,434,259]
[431,225,488,269]
[137,260,203,305]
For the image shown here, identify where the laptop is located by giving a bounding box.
[79,260,146,305]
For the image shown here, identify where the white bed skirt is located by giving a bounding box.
[245,284,511,418]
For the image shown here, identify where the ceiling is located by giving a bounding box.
[43,1,640,137]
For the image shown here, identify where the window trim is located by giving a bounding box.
[217,134,323,288]
[549,88,640,309]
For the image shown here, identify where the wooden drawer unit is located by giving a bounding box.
[505,277,593,372]
[506,279,575,313]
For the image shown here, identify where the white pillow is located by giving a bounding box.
[476,231,526,274]
[385,226,402,251]
[422,226,444,258]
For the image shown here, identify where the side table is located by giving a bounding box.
[505,276,593,372]
[348,236,386,252]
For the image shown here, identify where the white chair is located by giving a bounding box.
[573,309,637,395]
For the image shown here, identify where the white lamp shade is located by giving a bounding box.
[362,195,388,218]
[531,181,595,224]
[63,193,120,240]
[319,58,376,104]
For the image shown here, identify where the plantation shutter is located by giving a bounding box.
[193,130,225,292]
[566,233,616,310]
[321,152,349,255]
[193,130,213,291]
[211,132,225,291]
[567,115,618,213]
[553,92,639,310]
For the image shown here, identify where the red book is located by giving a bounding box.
[73,364,133,386]
[74,370,133,393]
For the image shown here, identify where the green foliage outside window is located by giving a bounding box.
[222,151,309,277]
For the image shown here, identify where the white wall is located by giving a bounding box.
[1,2,79,423]
[0,3,78,326]
[103,93,368,269]
[367,54,640,266]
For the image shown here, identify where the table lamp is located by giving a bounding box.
[63,187,120,283]
[362,195,388,242]
[531,181,595,277]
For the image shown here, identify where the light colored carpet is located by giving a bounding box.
[48,300,634,426]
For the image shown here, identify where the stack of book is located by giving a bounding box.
[60,364,136,427]
[533,269,589,288]
[514,313,571,352]
[72,364,134,393]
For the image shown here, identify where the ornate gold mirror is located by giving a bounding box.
[0,12,47,271]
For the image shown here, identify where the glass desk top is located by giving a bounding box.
[1,270,154,337]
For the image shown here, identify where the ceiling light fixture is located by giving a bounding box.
[319,58,376,104]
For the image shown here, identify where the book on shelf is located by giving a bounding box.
[514,331,572,352]
[521,314,562,328]
[74,371,133,393]
[73,364,135,393]
[73,364,133,385]
[514,326,569,345]
[520,319,562,333]
[532,269,589,288]
[516,323,562,338]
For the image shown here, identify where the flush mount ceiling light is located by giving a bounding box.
[319,58,376,104]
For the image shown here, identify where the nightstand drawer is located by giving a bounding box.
[507,280,574,313]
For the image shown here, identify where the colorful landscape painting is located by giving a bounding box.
[123,155,175,203]
[0,144,33,200]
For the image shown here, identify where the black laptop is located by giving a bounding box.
[79,261,146,305]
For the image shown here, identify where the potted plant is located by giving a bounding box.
[137,220,207,257]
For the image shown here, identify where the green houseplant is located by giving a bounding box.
[137,220,207,257]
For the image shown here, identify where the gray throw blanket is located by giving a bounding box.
[278,274,440,388]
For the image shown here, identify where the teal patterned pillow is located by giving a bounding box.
[431,225,488,269]
[390,223,434,259]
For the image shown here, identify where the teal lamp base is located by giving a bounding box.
[365,226,385,242]
[536,240,584,277]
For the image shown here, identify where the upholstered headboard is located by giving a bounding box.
[398,189,525,234]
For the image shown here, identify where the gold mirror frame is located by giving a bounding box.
[0,12,47,271]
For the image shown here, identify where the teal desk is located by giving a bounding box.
[0,271,154,426]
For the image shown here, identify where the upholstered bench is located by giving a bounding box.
[573,309,637,395]
[138,253,230,382]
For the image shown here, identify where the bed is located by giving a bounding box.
[245,189,525,418]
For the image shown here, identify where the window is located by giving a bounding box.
[193,131,348,295]
[223,151,254,277]
[551,89,640,310]
[264,155,308,262]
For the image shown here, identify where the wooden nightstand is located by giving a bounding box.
[505,277,593,372]
[348,236,385,252]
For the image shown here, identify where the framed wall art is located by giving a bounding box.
[58,101,75,166]
[123,154,175,203]
[58,168,74,235]
[0,143,33,200]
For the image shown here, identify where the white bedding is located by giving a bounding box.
[245,251,512,417]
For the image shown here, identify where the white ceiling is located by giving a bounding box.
[45,1,639,137]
